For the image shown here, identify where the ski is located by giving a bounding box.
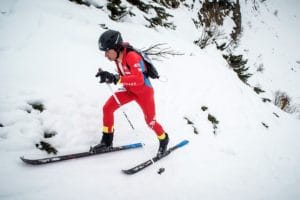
[122,140,189,175]
[20,142,143,165]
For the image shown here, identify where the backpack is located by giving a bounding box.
[122,43,160,79]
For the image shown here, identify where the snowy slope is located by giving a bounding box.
[238,0,300,102]
[0,1,300,200]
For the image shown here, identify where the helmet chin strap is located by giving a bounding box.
[115,49,123,62]
[116,51,120,61]
[113,45,123,61]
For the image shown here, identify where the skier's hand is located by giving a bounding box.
[95,68,103,78]
[96,70,120,84]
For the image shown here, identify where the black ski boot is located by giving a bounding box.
[90,132,114,152]
[157,133,169,157]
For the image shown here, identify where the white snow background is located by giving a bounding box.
[0,0,300,200]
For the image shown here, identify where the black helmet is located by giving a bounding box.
[98,30,123,51]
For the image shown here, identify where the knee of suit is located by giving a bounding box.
[147,119,156,129]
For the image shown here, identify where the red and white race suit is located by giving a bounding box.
[102,48,165,137]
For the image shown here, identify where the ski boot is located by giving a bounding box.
[90,132,113,153]
[157,133,169,158]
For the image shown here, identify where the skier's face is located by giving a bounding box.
[105,49,117,61]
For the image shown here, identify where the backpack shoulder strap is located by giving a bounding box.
[122,42,135,52]
[121,42,141,69]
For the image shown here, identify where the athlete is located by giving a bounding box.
[94,30,169,156]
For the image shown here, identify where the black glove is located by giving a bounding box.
[95,70,119,84]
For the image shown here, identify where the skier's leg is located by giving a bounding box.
[102,91,134,133]
[135,88,165,137]
[135,88,169,155]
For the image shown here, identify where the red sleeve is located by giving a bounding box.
[120,51,144,86]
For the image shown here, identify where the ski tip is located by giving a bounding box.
[121,169,132,175]
[20,156,37,165]
[177,140,189,148]
[20,156,29,162]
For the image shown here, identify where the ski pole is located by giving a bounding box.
[99,69,164,174]
[97,68,135,130]
[108,84,165,174]
[106,83,135,130]
[107,83,166,173]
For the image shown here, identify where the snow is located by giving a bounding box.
[238,0,300,99]
[0,0,300,200]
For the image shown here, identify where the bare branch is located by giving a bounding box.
[140,43,184,61]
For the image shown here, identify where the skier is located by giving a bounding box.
[94,30,169,156]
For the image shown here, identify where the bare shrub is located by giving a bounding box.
[273,91,300,118]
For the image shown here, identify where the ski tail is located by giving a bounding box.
[21,142,143,165]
